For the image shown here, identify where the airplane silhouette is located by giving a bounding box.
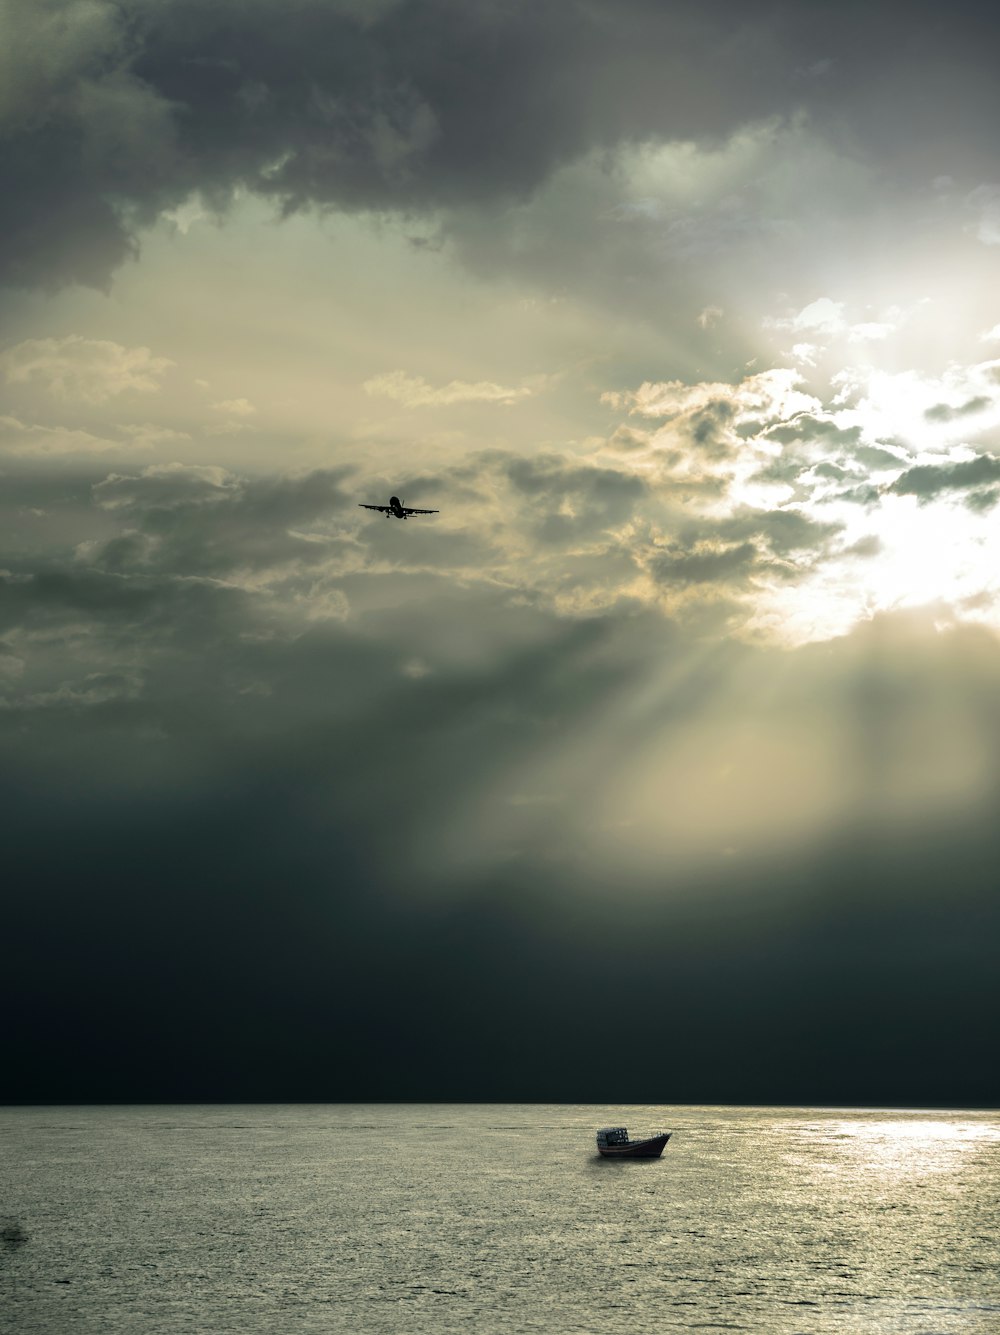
[359,495,439,520]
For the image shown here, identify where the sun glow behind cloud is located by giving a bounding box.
[440,599,1000,886]
[6,34,1000,899]
[419,289,1000,880]
[593,293,1000,648]
[750,492,1000,645]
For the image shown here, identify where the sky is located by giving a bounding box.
[4,0,1000,1105]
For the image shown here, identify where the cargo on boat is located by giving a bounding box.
[595,1126,671,1158]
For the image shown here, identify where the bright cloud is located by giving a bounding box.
[765,299,909,350]
[211,398,257,416]
[0,414,136,457]
[607,367,818,426]
[364,370,532,407]
[0,336,173,404]
[966,184,1000,245]
[92,462,241,510]
[766,297,847,336]
[831,360,1000,452]
[591,338,1000,645]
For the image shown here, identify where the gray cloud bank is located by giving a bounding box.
[4,457,1000,1103]
[5,0,1000,289]
[888,452,1000,507]
[7,0,1000,1105]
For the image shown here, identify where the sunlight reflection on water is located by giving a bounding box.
[1,1105,998,1334]
[799,1115,1000,1180]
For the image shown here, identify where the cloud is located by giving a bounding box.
[1,434,849,667]
[767,297,847,337]
[0,0,125,131]
[10,3,1000,1110]
[86,462,357,579]
[761,413,861,449]
[648,539,762,588]
[966,184,1000,245]
[0,336,172,403]
[587,352,1000,643]
[765,299,913,354]
[16,552,1000,1098]
[120,423,193,452]
[766,299,906,347]
[0,414,135,457]
[887,453,1000,504]
[17,670,143,710]
[0,562,247,637]
[7,0,1000,291]
[93,462,241,511]
[5,442,1000,1103]
[923,396,993,423]
[206,397,259,433]
[0,415,194,459]
[721,507,841,555]
[364,370,531,407]
[613,368,815,425]
[499,451,647,552]
[211,397,256,416]
[606,424,652,453]
[846,320,895,342]
[644,506,839,598]
[827,360,1000,459]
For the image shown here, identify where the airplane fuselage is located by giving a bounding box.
[359,496,438,519]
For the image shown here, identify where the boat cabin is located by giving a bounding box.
[596,1127,630,1148]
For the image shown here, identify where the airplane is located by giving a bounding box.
[359,495,439,520]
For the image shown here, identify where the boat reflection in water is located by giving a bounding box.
[596,1126,671,1158]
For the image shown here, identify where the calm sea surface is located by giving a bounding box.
[1,1104,998,1333]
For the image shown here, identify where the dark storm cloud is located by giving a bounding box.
[0,465,366,725]
[721,507,840,555]
[607,424,651,453]
[965,486,1000,513]
[888,452,1000,505]
[4,463,1000,1108]
[7,0,1000,289]
[811,461,849,480]
[503,452,646,544]
[749,418,891,498]
[854,444,910,471]
[924,395,993,423]
[842,533,882,558]
[0,452,650,738]
[6,563,1000,1102]
[649,539,762,588]
[89,463,357,576]
[835,482,883,506]
[0,562,254,638]
[746,456,808,488]
[762,414,862,449]
[647,506,839,590]
[686,401,740,461]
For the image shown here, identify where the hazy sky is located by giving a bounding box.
[5,0,1000,1104]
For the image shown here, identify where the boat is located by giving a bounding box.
[596,1126,671,1158]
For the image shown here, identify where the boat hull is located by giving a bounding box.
[597,1132,671,1158]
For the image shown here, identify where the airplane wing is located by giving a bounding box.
[359,503,391,513]
[402,507,439,515]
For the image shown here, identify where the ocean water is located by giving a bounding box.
[1,1104,998,1333]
